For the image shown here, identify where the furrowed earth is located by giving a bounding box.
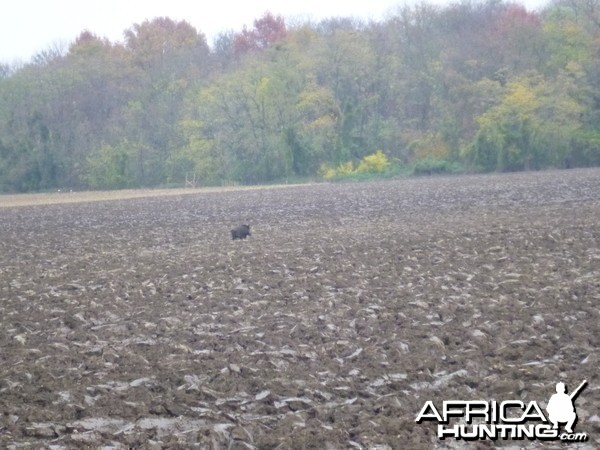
[1,169,599,449]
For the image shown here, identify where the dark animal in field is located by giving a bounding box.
[231,224,251,240]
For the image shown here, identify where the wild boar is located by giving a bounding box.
[231,224,251,240]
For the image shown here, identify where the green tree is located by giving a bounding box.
[84,142,132,189]
[542,5,593,73]
[466,72,586,170]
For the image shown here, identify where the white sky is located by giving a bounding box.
[0,0,550,63]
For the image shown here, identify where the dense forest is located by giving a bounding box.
[1,0,599,192]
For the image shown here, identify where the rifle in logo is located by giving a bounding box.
[570,380,588,400]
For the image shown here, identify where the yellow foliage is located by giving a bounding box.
[504,81,539,111]
[337,161,355,175]
[321,150,390,179]
[476,78,540,129]
[356,150,390,173]
[319,164,337,180]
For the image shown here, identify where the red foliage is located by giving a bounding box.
[494,4,541,37]
[233,13,287,54]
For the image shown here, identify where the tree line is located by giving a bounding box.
[1,0,599,192]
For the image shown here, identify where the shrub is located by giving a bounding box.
[336,161,355,176]
[319,163,337,180]
[412,156,461,175]
[321,150,391,180]
[356,150,390,173]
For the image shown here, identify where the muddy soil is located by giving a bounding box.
[1,169,599,449]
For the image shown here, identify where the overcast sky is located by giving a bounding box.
[1,0,550,63]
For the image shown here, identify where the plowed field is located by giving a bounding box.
[1,169,599,449]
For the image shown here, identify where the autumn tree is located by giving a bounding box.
[1,1,600,191]
[233,13,287,54]
[466,71,587,171]
[492,5,545,73]
[124,17,209,72]
[118,18,211,186]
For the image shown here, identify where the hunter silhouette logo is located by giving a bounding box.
[416,379,589,442]
[547,380,586,434]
